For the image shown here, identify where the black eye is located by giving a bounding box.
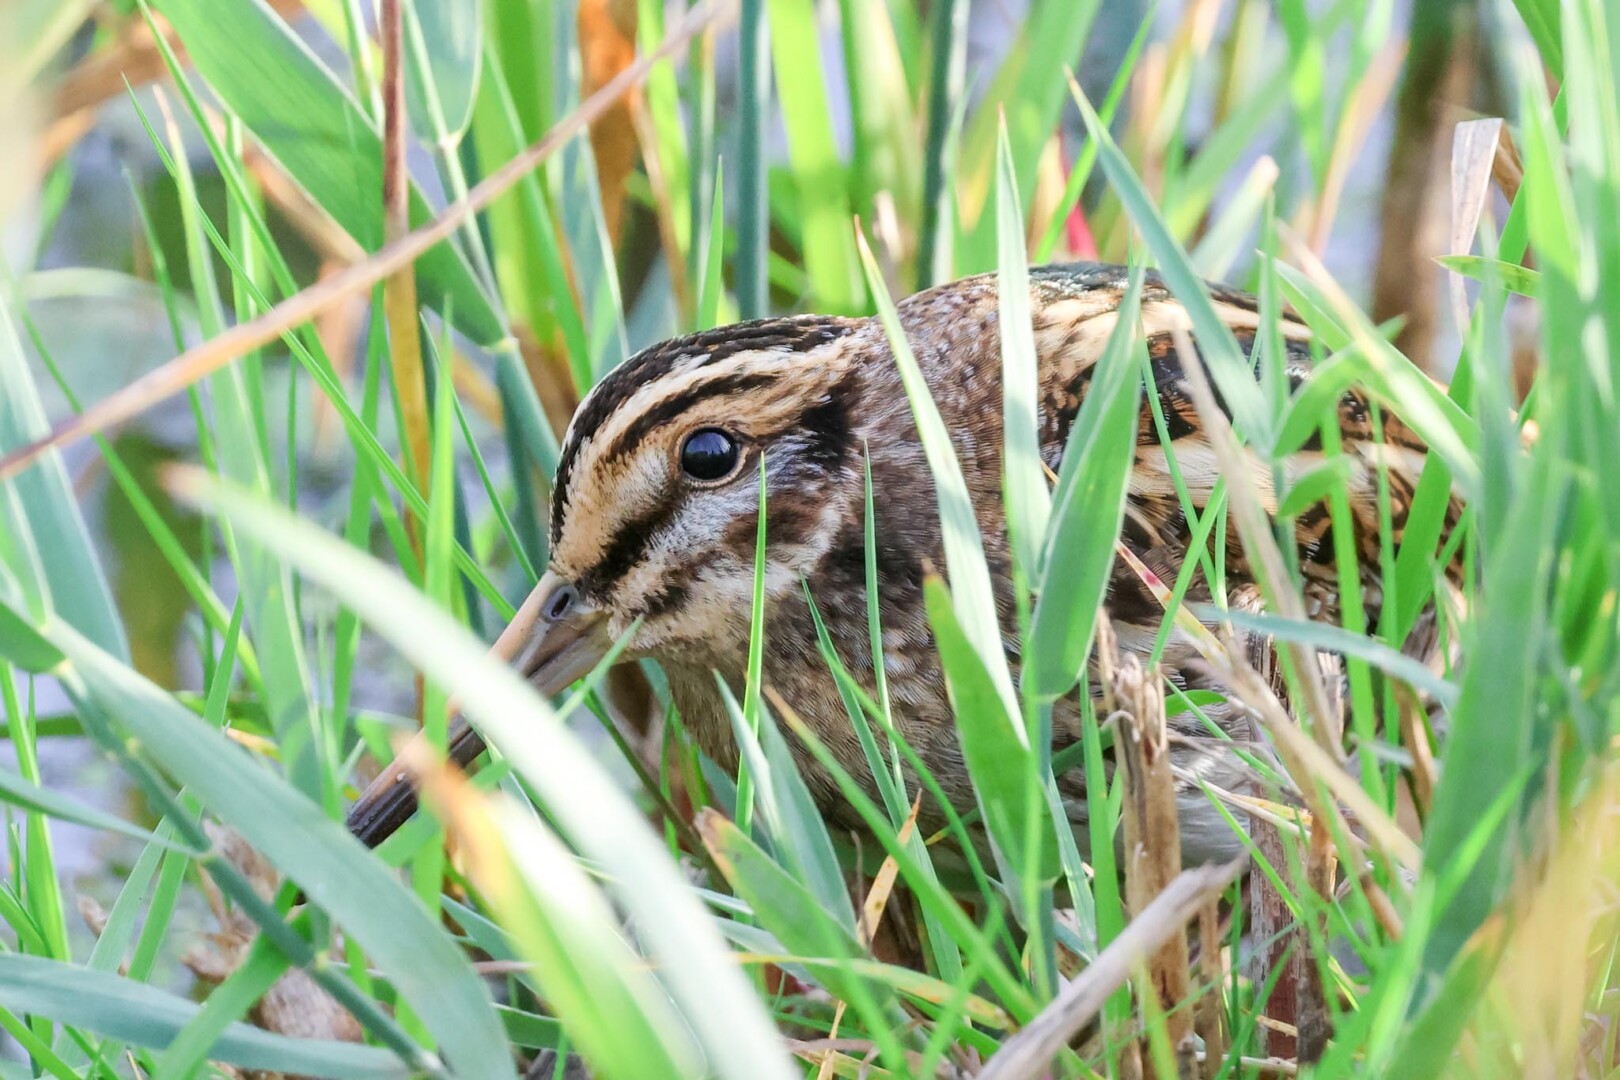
[679,428,740,481]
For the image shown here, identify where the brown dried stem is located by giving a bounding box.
[977,859,1247,1080]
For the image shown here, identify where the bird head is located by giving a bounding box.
[345,316,866,847]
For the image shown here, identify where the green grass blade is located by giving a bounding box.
[405,0,483,145]
[995,120,1052,577]
[46,626,515,1079]
[0,954,410,1080]
[177,472,800,1080]
[0,296,126,661]
[152,0,503,344]
[856,232,1019,725]
[1028,271,1143,699]
[766,0,863,312]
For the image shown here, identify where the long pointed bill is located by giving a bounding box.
[345,572,612,848]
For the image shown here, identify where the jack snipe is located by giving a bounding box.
[348,263,1460,864]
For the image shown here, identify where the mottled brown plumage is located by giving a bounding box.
[349,263,1461,864]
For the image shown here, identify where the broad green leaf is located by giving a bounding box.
[153,0,503,344]
[0,954,409,1080]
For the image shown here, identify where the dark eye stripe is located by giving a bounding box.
[551,316,856,544]
[602,371,778,468]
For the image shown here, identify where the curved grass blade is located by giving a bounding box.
[405,0,483,145]
[173,470,799,1080]
[996,119,1051,577]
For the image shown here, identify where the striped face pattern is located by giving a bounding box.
[546,316,867,665]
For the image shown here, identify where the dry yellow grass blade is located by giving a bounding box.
[1457,760,1620,1077]
[0,0,736,484]
[1098,618,1195,1066]
[1196,898,1225,1079]
[812,1001,846,1080]
[380,0,431,503]
[578,0,640,246]
[856,794,921,949]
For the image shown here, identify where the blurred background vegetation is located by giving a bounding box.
[0,0,1610,1077]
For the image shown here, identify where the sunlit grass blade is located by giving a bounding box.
[404,0,483,146]
[916,0,968,288]
[766,0,863,311]
[956,1,1101,268]
[1070,80,1270,447]
[417,757,703,1079]
[698,810,907,1068]
[174,470,800,1080]
[995,119,1050,578]
[720,680,851,930]
[1032,12,1154,265]
[855,231,1017,723]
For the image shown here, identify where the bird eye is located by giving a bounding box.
[679,428,740,482]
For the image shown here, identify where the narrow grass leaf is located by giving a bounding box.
[698,809,905,1063]
[1436,255,1541,299]
[996,120,1051,575]
[1029,273,1143,699]
[1199,606,1458,708]
[405,0,483,144]
[856,231,1020,726]
[1071,83,1270,447]
[423,764,701,1078]
[720,681,853,930]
